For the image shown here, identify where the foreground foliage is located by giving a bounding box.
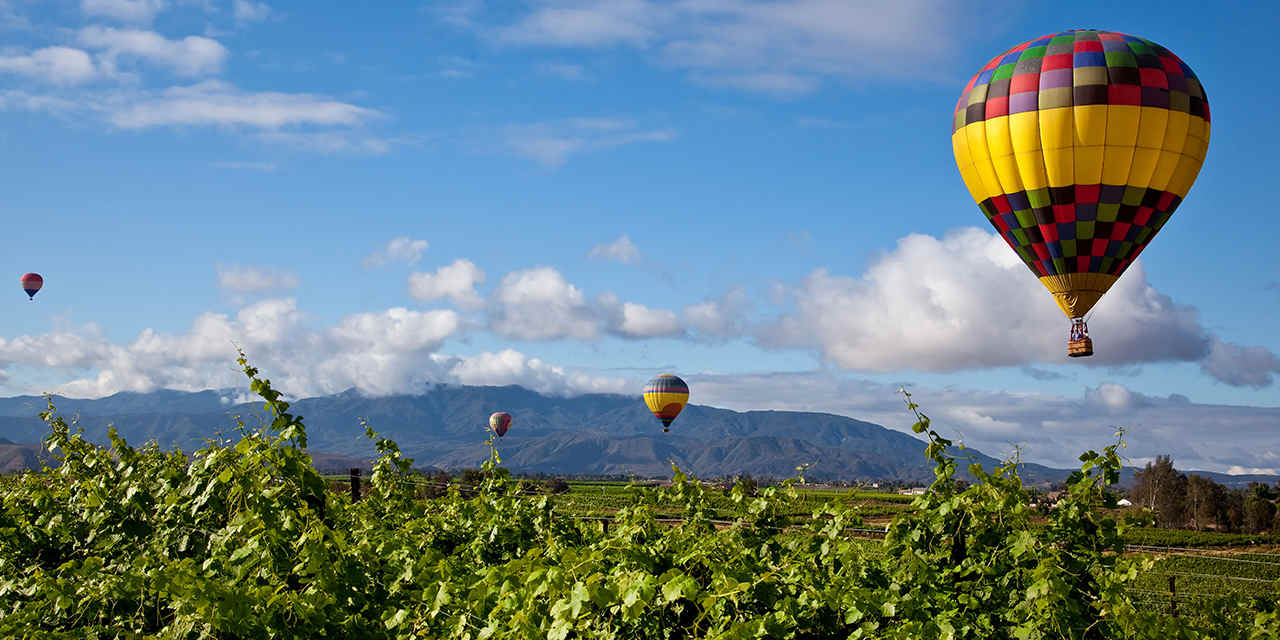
[0,359,1276,639]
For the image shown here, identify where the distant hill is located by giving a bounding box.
[0,386,1274,488]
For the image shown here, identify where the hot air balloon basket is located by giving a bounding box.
[1068,337,1094,358]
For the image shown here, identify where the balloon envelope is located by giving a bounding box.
[20,273,42,300]
[489,412,511,437]
[643,374,689,432]
[951,30,1209,320]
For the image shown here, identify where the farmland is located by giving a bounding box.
[0,362,1276,638]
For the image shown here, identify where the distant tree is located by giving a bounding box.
[1223,490,1246,533]
[1243,483,1277,534]
[1130,455,1186,528]
[544,477,569,494]
[733,474,759,497]
[1185,474,1226,530]
[419,470,452,499]
[459,468,486,487]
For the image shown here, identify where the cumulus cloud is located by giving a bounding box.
[598,293,682,338]
[362,237,429,269]
[486,266,682,340]
[408,259,486,309]
[78,26,228,76]
[759,228,1214,371]
[82,0,168,23]
[1200,338,1280,388]
[683,287,749,339]
[689,370,1280,474]
[0,299,625,399]
[447,348,627,395]
[452,0,968,94]
[587,234,639,263]
[108,79,379,129]
[216,264,299,293]
[0,47,98,85]
[489,267,600,340]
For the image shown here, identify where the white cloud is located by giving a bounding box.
[1200,338,1280,388]
[82,0,168,23]
[695,71,819,95]
[494,0,661,47]
[215,264,299,293]
[108,80,379,129]
[447,348,627,395]
[0,299,625,399]
[408,259,486,309]
[598,293,681,338]
[486,266,680,340]
[683,287,749,338]
[501,118,675,167]
[362,236,429,269]
[454,0,967,94]
[329,307,459,354]
[233,0,271,24]
[0,47,98,85]
[254,130,403,154]
[489,267,599,340]
[78,26,228,76]
[759,228,1213,371]
[587,234,639,263]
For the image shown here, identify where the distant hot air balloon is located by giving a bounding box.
[20,273,42,301]
[643,374,688,433]
[489,412,512,438]
[951,30,1209,357]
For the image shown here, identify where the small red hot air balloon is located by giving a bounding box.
[489,412,512,437]
[20,273,42,301]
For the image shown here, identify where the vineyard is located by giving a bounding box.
[0,358,1276,638]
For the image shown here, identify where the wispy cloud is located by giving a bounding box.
[215,264,299,293]
[587,234,640,263]
[233,0,271,24]
[448,0,972,94]
[109,80,379,129]
[210,161,277,171]
[362,237,429,269]
[536,62,587,80]
[82,0,169,24]
[501,117,675,167]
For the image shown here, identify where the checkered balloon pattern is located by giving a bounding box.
[952,30,1209,318]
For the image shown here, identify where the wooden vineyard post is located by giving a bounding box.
[350,467,362,502]
[1169,575,1177,617]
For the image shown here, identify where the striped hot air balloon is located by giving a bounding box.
[952,29,1209,357]
[20,273,42,300]
[643,374,688,433]
[489,412,511,437]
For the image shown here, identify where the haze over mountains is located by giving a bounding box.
[0,386,1274,488]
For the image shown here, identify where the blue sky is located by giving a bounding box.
[2,0,1278,473]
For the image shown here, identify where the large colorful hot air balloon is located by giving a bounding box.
[951,30,1209,357]
[489,412,511,438]
[643,374,688,433]
[20,273,42,300]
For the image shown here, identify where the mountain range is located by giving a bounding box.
[0,386,1274,488]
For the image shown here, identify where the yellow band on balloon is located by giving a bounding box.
[1038,273,1118,319]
